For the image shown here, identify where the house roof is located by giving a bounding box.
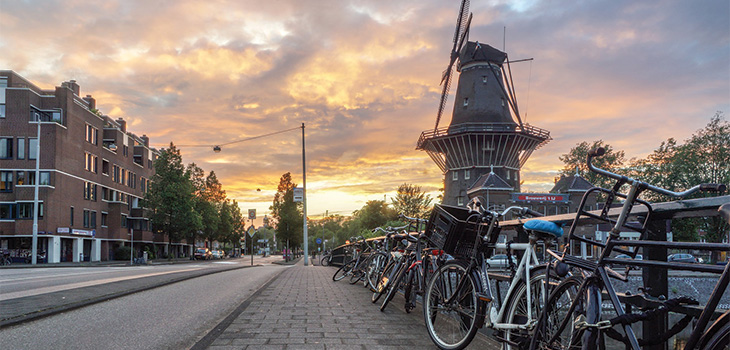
[467,171,513,195]
[551,174,595,193]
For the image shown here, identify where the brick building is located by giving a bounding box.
[0,71,189,263]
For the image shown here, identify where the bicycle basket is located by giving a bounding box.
[425,204,485,258]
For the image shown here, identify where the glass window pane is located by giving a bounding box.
[17,138,25,159]
[28,138,38,160]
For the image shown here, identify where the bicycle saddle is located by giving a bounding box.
[720,203,730,224]
[523,219,564,238]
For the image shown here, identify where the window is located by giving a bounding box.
[457,197,464,206]
[26,171,51,186]
[102,160,109,175]
[123,145,128,157]
[0,171,12,192]
[0,204,12,219]
[463,98,469,107]
[83,210,90,228]
[112,165,120,183]
[501,98,505,107]
[0,138,12,159]
[28,138,38,160]
[14,171,24,185]
[506,171,510,180]
[121,168,126,185]
[17,138,25,159]
[84,182,97,201]
[85,124,98,144]
[85,153,98,173]
[121,214,128,228]
[17,202,43,219]
[141,177,147,192]
[70,207,74,226]
[101,212,108,227]
[452,171,458,181]
[464,170,470,180]
[482,76,488,84]
[90,211,97,228]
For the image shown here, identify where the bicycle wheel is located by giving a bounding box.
[702,322,730,350]
[349,261,364,284]
[320,255,329,266]
[530,275,584,350]
[333,260,356,281]
[403,268,416,313]
[380,260,407,312]
[372,258,399,303]
[502,267,561,350]
[366,252,388,291]
[423,261,481,350]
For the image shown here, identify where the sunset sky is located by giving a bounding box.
[2,0,728,223]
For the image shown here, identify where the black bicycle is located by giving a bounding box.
[530,148,728,350]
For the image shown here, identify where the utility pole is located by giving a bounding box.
[301,123,309,266]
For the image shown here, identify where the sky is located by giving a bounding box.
[1,0,728,223]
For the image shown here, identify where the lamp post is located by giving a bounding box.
[31,118,41,265]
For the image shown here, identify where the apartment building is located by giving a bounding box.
[0,71,188,263]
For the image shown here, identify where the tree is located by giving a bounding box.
[350,200,398,236]
[391,183,433,219]
[144,143,202,248]
[629,114,729,254]
[270,172,303,249]
[559,140,626,191]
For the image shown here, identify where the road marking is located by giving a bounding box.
[0,267,203,301]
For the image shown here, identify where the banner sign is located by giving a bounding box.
[293,187,303,202]
[511,193,569,203]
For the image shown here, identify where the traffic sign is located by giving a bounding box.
[316,238,322,245]
[247,226,256,237]
[293,187,303,202]
[248,209,256,220]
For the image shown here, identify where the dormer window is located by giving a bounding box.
[463,98,469,107]
[482,76,487,83]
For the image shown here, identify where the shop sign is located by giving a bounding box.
[57,227,70,234]
[512,193,568,203]
[71,229,94,237]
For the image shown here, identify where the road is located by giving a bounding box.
[0,258,289,350]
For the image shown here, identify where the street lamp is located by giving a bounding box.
[31,117,42,265]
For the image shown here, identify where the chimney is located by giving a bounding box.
[116,118,127,132]
[141,135,149,147]
[83,95,96,110]
[61,80,80,95]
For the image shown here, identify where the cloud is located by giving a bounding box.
[2,0,728,216]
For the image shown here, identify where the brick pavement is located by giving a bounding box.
[202,261,500,350]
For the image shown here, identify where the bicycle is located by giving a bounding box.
[333,236,377,283]
[423,200,568,350]
[530,147,728,350]
[320,250,332,266]
[1,252,11,266]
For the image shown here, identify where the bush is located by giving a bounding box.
[115,246,131,260]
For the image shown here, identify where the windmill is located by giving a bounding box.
[417,0,551,207]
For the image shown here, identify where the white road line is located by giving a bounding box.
[0,267,204,301]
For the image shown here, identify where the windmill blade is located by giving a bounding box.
[435,0,470,131]
[456,13,472,58]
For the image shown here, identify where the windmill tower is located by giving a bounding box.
[417,0,551,208]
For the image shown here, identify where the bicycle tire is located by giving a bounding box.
[349,261,364,284]
[380,260,407,312]
[423,261,480,350]
[702,322,730,350]
[403,268,416,313]
[529,275,584,350]
[333,260,356,281]
[502,267,560,350]
[366,252,388,291]
[372,258,399,303]
[320,256,329,266]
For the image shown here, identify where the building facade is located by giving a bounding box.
[0,71,188,263]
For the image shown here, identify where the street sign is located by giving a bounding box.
[293,187,303,202]
[316,238,322,245]
[248,209,256,220]
[247,226,256,237]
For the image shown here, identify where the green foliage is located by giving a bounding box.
[559,140,626,191]
[143,144,202,244]
[391,183,433,219]
[114,246,131,260]
[270,172,303,249]
[349,200,398,236]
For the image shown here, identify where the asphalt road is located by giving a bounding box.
[0,263,289,350]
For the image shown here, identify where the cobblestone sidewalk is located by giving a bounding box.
[203,262,500,350]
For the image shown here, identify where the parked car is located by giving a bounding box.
[612,254,643,270]
[211,250,225,259]
[667,253,698,263]
[194,248,212,260]
[486,254,518,269]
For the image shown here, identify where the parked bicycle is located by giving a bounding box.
[422,200,568,350]
[1,250,11,266]
[530,147,728,350]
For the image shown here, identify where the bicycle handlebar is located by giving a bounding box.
[588,147,727,197]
